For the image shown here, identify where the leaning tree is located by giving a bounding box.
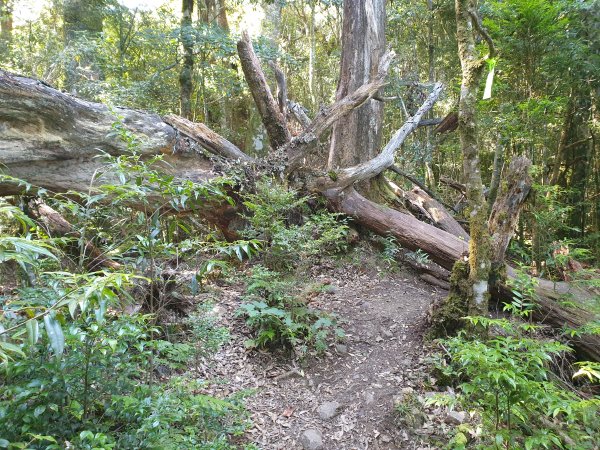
[0,0,598,361]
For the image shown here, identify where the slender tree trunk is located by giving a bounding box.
[0,0,12,53]
[455,0,493,314]
[548,94,574,186]
[179,0,195,119]
[63,0,105,94]
[487,138,505,211]
[215,0,228,31]
[308,0,316,108]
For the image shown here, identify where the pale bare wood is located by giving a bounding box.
[164,115,254,162]
[236,31,290,150]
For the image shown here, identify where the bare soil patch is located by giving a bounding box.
[194,261,449,450]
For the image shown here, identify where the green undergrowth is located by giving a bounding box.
[429,316,600,449]
[0,125,355,447]
[237,265,345,357]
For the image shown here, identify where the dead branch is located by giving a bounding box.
[311,82,444,191]
[164,115,254,162]
[285,50,395,171]
[237,31,290,149]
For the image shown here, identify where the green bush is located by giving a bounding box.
[242,179,349,270]
[0,311,247,449]
[237,266,344,356]
[433,316,600,449]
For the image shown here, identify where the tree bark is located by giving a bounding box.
[488,156,532,265]
[0,71,222,196]
[404,186,470,241]
[455,0,494,314]
[179,0,195,119]
[236,31,290,150]
[327,0,387,197]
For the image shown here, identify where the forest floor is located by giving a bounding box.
[189,255,461,450]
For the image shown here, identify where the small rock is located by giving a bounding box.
[380,434,392,443]
[300,429,323,450]
[335,344,348,354]
[401,387,414,394]
[317,401,341,420]
[445,410,467,425]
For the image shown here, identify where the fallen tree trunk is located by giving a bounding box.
[0,70,224,196]
[0,70,246,238]
[325,187,469,270]
[403,186,470,241]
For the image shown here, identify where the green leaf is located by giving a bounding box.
[34,405,46,417]
[26,318,39,346]
[44,315,65,358]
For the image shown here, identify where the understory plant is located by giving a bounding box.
[237,265,344,356]
[433,316,600,449]
[242,179,350,271]
[0,122,253,448]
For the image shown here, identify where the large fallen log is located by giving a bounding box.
[0,70,244,238]
[0,70,225,196]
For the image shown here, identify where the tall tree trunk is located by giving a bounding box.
[215,0,229,31]
[179,0,195,119]
[327,0,386,181]
[308,0,316,108]
[455,0,493,315]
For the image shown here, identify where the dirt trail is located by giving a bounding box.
[200,264,446,449]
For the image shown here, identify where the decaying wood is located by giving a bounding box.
[404,186,470,241]
[0,70,217,196]
[420,273,450,290]
[26,199,121,270]
[236,31,290,150]
[163,115,254,162]
[286,100,312,129]
[285,51,395,171]
[498,267,600,362]
[268,60,288,118]
[325,187,469,270]
[435,111,458,134]
[488,156,532,264]
[310,82,444,191]
[440,176,467,195]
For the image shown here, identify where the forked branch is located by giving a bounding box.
[285,50,395,171]
[311,82,444,191]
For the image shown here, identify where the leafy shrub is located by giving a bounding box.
[433,316,600,449]
[0,310,247,449]
[242,180,349,270]
[237,266,344,356]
